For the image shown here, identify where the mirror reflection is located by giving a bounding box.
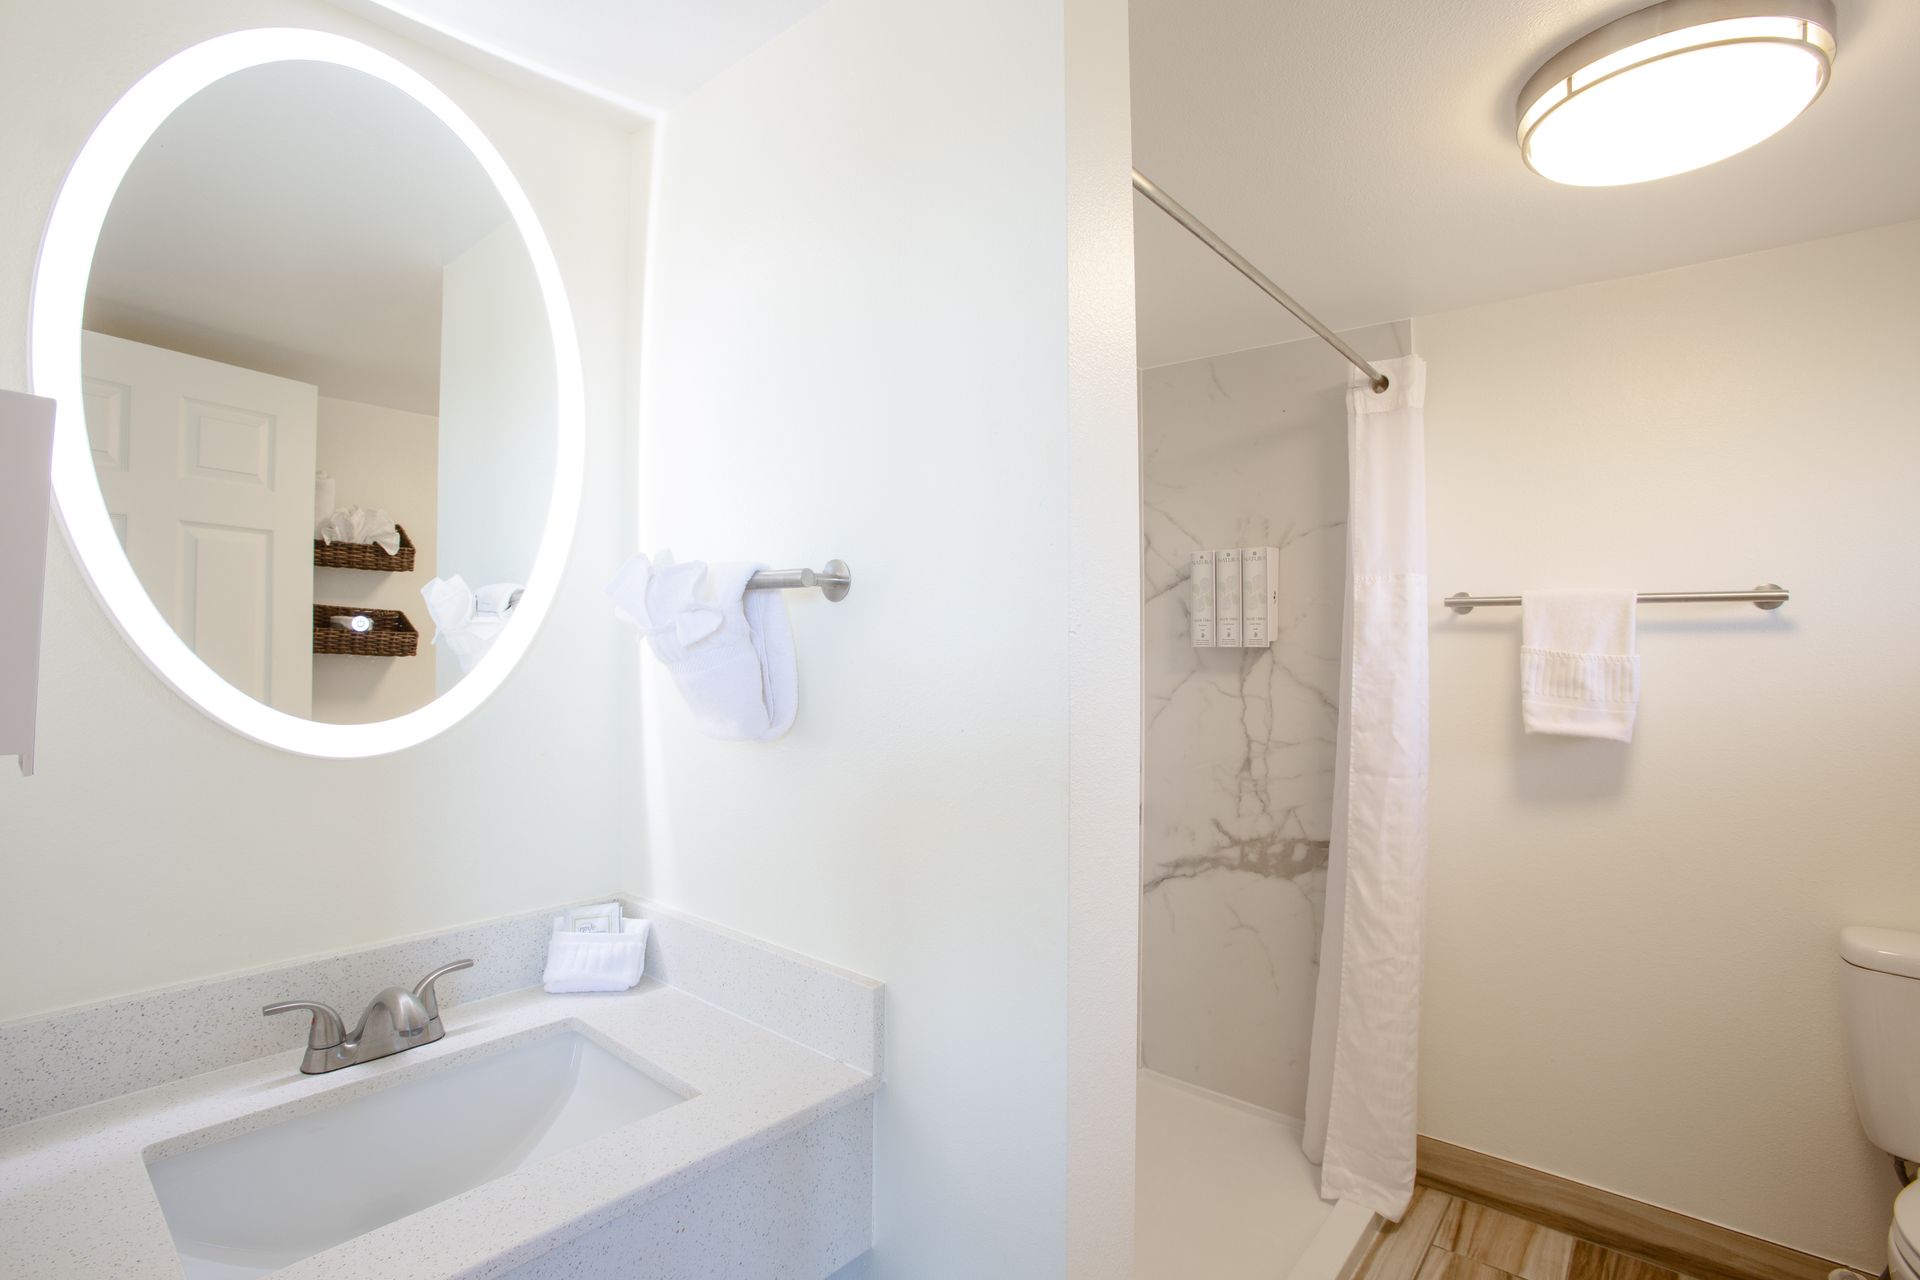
[80,61,556,724]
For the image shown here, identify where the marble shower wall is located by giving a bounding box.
[1140,322,1410,1117]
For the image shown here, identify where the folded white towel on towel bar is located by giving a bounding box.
[1520,588,1639,742]
[543,918,650,994]
[607,550,797,742]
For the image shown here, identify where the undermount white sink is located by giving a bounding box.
[146,1030,686,1279]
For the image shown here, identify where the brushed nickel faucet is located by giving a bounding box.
[263,959,474,1074]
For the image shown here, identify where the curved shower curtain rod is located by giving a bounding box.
[1131,168,1390,394]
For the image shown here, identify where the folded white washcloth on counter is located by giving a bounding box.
[543,918,650,994]
[1520,588,1639,742]
[607,549,796,742]
[316,504,401,555]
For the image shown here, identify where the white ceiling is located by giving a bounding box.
[86,62,510,414]
[1130,0,1920,367]
[344,0,833,117]
[328,0,1920,371]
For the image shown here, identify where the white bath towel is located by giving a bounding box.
[607,550,796,742]
[1520,588,1639,741]
[543,918,650,994]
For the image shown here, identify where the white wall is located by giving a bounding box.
[436,223,554,626]
[437,221,557,692]
[0,0,639,1020]
[1062,0,1141,1270]
[1417,218,1920,1267]
[312,395,438,724]
[634,0,1137,1273]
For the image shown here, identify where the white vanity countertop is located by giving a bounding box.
[0,979,877,1279]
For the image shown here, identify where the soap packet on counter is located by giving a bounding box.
[558,900,622,934]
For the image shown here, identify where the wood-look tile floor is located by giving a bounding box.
[1352,1189,1703,1280]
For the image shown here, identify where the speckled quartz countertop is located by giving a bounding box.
[0,979,876,1279]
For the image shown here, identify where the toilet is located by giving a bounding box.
[1839,926,1920,1277]
[1896,1188,1920,1280]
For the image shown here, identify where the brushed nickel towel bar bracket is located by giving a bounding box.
[1445,584,1788,615]
[746,560,852,603]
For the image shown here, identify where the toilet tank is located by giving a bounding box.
[1841,926,1920,1163]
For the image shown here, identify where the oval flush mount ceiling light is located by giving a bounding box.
[1518,0,1837,186]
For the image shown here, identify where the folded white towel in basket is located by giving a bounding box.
[543,918,650,994]
[606,550,796,742]
[1520,588,1639,742]
[315,504,400,555]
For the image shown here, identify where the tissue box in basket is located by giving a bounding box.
[543,918,650,993]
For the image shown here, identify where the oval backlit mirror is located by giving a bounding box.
[32,30,584,757]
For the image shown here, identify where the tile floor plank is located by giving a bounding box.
[1565,1241,1693,1280]
[1433,1198,1576,1280]
[1415,1248,1524,1280]
[1353,1192,1719,1280]
[1355,1189,1457,1280]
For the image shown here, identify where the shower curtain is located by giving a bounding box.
[1302,354,1429,1221]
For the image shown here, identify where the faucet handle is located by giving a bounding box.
[263,1000,346,1050]
[411,958,474,1021]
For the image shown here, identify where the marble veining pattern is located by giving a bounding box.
[1140,324,1409,1116]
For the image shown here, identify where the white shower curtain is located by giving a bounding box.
[1302,354,1429,1221]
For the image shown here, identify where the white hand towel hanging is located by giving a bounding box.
[607,550,797,742]
[1520,588,1639,741]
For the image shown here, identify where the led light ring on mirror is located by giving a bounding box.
[1517,0,1837,187]
[31,29,585,758]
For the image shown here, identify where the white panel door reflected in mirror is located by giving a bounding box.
[35,32,583,754]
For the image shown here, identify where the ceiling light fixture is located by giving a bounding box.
[1517,0,1837,186]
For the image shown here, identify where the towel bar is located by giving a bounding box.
[746,560,852,602]
[1445,584,1787,615]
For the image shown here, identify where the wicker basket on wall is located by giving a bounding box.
[313,525,415,572]
[312,605,419,657]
